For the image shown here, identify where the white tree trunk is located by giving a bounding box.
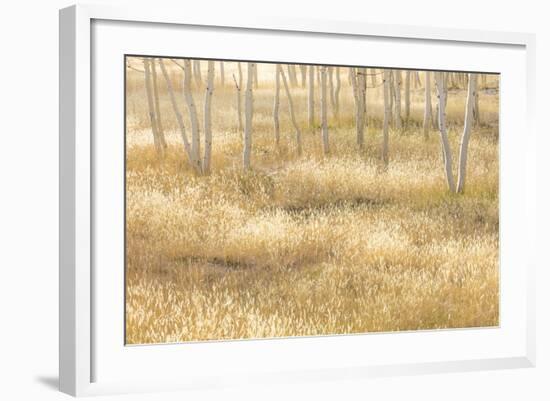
[143,59,164,158]
[404,70,411,122]
[183,59,202,173]
[388,71,394,123]
[150,59,167,150]
[434,72,456,192]
[300,65,307,87]
[334,67,341,119]
[288,65,299,87]
[382,69,391,167]
[243,63,255,170]
[279,65,302,155]
[360,68,367,131]
[423,71,432,139]
[308,65,315,130]
[273,65,281,145]
[193,60,202,88]
[203,61,215,174]
[158,59,193,163]
[253,64,258,89]
[394,70,402,130]
[456,73,478,193]
[320,66,329,154]
[350,68,364,148]
[219,61,225,87]
[328,67,336,118]
[236,62,243,133]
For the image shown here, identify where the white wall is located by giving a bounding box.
[0,1,547,400]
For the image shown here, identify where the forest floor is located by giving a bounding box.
[125,68,499,344]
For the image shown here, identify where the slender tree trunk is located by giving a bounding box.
[253,64,258,89]
[237,63,243,133]
[350,68,364,148]
[334,67,341,120]
[193,60,202,88]
[203,61,215,174]
[394,70,402,130]
[360,68,367,131]
[308,65,315,130]
[243,63,255,169]
[150,59,167,150]
[287,65,298,87]
[183,59,202,173]
[382,69,390,167]
[473,86,480,126]
[219,61,225,87]
[299,65,307,88]
[456,74,478,193]
[143,59,163,158]
[273,65,281,145]
[423,71,432,139]
[434,72,455,192]
[320,66,329,154]
[279,65,302,155]
[404,70,411,122]
[158,59,193,163]
[415,71,422,88]
[388,70,394,123]
[328,67,336,119]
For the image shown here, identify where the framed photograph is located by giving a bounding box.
[59,4,536,396]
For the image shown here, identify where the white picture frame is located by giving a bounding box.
[59,3,536,397]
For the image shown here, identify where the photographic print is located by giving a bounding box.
[125,57,499,344]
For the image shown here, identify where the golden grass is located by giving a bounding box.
[125,59,499,344]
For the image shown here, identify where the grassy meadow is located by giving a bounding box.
[125,59,499,344]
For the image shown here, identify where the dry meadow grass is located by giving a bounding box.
[125,59,499,344]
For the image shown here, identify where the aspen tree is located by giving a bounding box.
[415,71,422,88]
[299,65,307,87]
[456,74,478,193]
[394,70,402,130]
[350,68,364,148]
[423,71,432,139]
[328,67,336,119]
[279,65,302,155]
[308,65,315,130]
[473,86,480,126]
[219,61,225,87]
[360,68,367,131]
[273,65,281,145]
[203,60,215,174]
[320,66,329,154]
[158,59,193,165]
[382,69,391,167]
[434,71,455,192]
[243,63,255,169]
[150,59,167,150]
[183,59,202,173]
[370,68,376,87]
[193,60,202,88]
[404,70,411,122]
[334,67,341,120]
[253,64,258,89]
[287,65,298,87]
[237,63,243,132]
[388,70,394,123]
[143,59,164,158]
[231,74,242,135]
